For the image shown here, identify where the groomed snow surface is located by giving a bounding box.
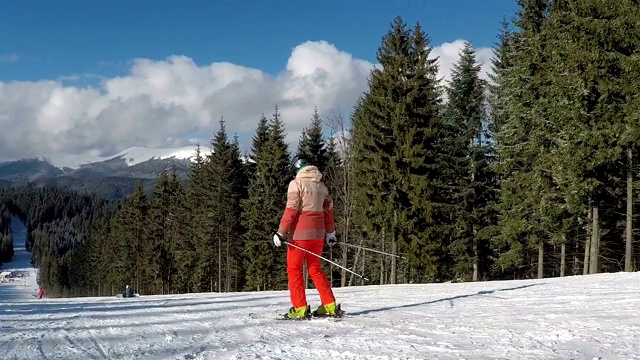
[2,217,640,359]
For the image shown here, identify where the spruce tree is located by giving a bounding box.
[352,17,443,283]
[242,107,291,290]
[493,0,553,278]
[112,184,149,293]
[618,1,640,272]
[146,169,185,294]
[185,144,214,292]
[84,213,115,295]
[485,20,514,279]
[444,42,494,281]
[297,107,328,172]
[253,114,271,161]
[0,233,13,263]
[545,0,640,275]
[487,19,514,138]
[229,134,249,289]
[174,144,205,293]
[204,118,247,292]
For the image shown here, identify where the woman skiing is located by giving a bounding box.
[273,157,342,319]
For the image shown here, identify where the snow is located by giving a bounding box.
[40,151,113,170]
[2,217,640,359]
[40,145,214,170]
[109,146,213,167]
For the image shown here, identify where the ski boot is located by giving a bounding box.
[312,302,344,318]
[283,305,311,320]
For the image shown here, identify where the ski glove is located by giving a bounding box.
[325,231,337,247]
[273,232,284,247]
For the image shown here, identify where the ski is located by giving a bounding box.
[249,305,348,322]
[276,308,347,321]
[275,315,346,321]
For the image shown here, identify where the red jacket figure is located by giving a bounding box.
[274,157,342,320]
[38,288,44,299]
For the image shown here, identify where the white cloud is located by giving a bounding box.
[0,40,493,163]
[0,54,19,63]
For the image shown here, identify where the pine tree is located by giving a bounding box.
[185,144,214,292]
[146,169,185,294]
[297,107,328,172]
[618,1,640,272]
[204,118,247,292]
[0,233,13,263]
[84,213,114,295]
[0,204,13,264]
[242,107,291,290]
[112,184,149,293]
[229,134,249,289]
[352,17,443,283]
[485,19,514,279]
[487,18,514,138]
[444,42,495,281]
[545,0,640,275]
[323,136,341,211]
[174,144,206,293]
[493,0,553,279]
[249,115,270,165]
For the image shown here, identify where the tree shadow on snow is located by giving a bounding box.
[348,283,544,316]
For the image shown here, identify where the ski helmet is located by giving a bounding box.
[290,156,310,175]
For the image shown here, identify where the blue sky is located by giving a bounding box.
[0,0,517,81]
[0,0,519,164]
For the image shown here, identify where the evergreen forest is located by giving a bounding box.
[2,1,640,297]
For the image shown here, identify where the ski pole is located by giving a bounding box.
[284,240,370,281]
[339,242,406,259]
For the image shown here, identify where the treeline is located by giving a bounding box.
[0,203,14,264]
[74,108,342,296]
[0,107,339,296]
[2,1,640,297]
[490,0,640,278]
[345,1,640,283]
[0,187,113,293]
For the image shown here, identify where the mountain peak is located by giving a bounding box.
[111,146,213,167]
[41,145,213,170]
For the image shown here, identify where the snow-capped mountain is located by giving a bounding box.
[0,145,214,199]
[40,145,213,170]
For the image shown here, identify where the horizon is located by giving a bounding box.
[0,0,519,163]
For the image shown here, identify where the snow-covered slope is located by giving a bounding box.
[40,145,214,170]
[2,263,640,359]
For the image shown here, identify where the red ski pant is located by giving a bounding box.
[287,239,335,309]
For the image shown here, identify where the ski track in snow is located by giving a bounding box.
[2,217,640,359]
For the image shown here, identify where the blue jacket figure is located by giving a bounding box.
[124,285,134,298]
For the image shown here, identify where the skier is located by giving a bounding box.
[38,288,44,299]
[273,157,342,319]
